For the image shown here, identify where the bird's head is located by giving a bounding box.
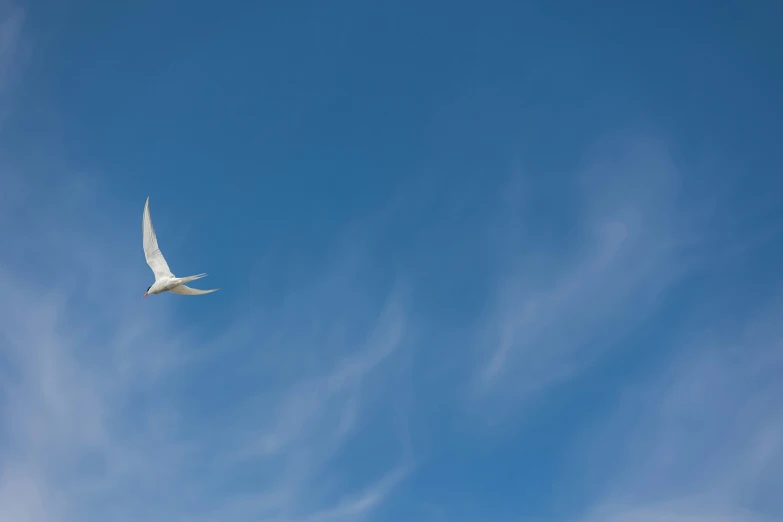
[143,285,151,298]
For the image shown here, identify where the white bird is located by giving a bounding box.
[142,196,219,298]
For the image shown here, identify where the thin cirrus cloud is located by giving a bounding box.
[470,135,702,416]
[462,131,782,520]
[571,307,783,522]
[0,181,414,522]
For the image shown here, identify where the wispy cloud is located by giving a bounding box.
[0,223,204,522]
[470,134,706,417]
[0,181,413,522]
[569,302,783,522]
[0,199,413,522]
[201,279,412,522]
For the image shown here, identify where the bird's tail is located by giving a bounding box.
[177,273,208,285]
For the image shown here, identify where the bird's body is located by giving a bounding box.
[142,197,219,298]
[145,274,204,295]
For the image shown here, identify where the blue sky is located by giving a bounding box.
[1,1,782,521]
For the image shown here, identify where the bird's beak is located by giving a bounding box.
[142,292,148,298]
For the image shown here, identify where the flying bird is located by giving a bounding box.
[142,196,219,298]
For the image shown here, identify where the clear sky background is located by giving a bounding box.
[1,1,782,521]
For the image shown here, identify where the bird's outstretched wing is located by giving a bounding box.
[143,197,175,281]
[170,284,219,295]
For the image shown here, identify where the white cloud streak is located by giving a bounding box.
[0,201,412,522]
[571,305,783,522]
[471,135,705,417]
